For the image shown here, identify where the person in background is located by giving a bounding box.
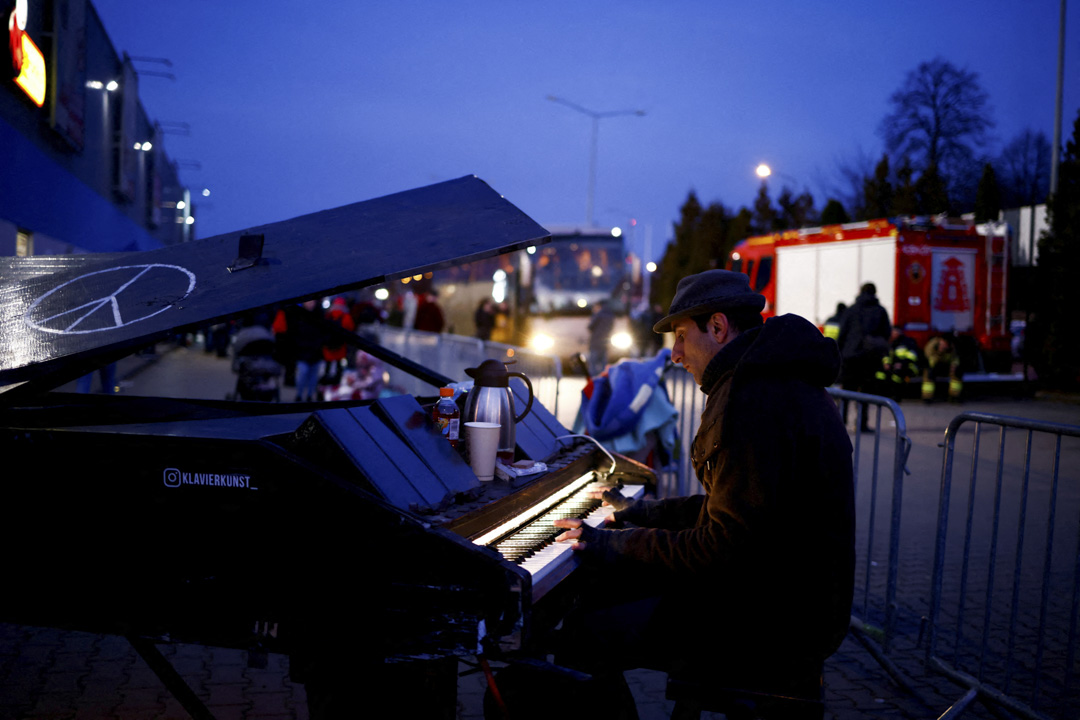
[631,303,662,357]
[76,363,118,394]
[474,298,496,341]
[414,290,445,333]
[587,299,615,376]
[350,295,383,327]
[401,289,418,330]
[875,328,922,401]
[837,283,891,431]
[542,270,854,717]
[923,332,963,402]
[271,304,299,387]
[275,300,327,403]
[322,297,356,385]
[823,301,847,343]
[205,321,231,358]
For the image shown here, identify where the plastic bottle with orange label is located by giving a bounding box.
[432,387,460,448]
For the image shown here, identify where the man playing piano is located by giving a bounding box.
[548,269,856,716]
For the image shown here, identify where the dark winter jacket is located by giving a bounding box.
[837,291,891,362]
[581,314,855,663]
[274,306,328,365]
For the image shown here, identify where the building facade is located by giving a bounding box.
[1000,204,1048,268]
[2,0,192,257]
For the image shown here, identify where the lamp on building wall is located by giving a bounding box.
[85,80,120,184]
[179,188,193,243]
[85,79,117,91]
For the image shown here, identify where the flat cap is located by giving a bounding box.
[653,269,765,333]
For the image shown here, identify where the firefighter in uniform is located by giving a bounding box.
[823,302,847,343]
[874,329,921,400]
[922,333,963,402]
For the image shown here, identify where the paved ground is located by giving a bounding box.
[4,342,1078,719]
[0,621,986,720]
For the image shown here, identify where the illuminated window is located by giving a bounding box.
[16,230,33,257]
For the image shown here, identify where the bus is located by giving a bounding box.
[522,226,636,367]
[419,225,637,371]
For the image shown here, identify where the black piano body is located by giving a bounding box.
[0,177,656,717]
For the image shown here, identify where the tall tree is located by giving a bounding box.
[879,57,993,207]
[777,187,817,229]
[893,158,919,216]
[828,147,876,221]
[655,195,758,310]
[973,163,1002,223]
[915,163,951,215]
[1033,110,1080,388]
[752,182,778,234]
[862,154,894,219]
[820,199,850,225]
[728,207,753,247]
[653,191,702,309]
[691,202,731,271]
[997,129,1052,207]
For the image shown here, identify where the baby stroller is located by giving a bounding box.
[230,325,283,402]
[572,348,679,473]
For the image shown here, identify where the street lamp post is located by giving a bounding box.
[754,163,801,189]
[547,95,644,227]
[1050,0,1065,195]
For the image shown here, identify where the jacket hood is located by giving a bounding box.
[854,291,880,307]
[735,314,841,388]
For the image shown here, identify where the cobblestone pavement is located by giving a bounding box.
[0,625,307,720]
[4,344,1078,719]
[0,621,1022,720]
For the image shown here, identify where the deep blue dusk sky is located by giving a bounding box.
[92,1,1079,263]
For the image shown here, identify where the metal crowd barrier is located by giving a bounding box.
[827,388,911,658]
[656,367,702,498]
[926,412,1080,720]
[365,326,563,416]
[657,371,912,657]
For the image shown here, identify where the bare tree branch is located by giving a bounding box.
[879,57,993,193]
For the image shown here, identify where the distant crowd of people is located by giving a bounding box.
[181,288,457,403]
[115,285,546,404]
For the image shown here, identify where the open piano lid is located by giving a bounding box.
[0,175,549,394]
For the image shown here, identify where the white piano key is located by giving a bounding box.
[515,484,645,599]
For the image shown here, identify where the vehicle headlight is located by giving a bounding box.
[610,332,633,350]
[531,333,555,352]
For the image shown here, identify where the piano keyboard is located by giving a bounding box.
[472,476,644,600]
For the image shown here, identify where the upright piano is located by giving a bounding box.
[0,177,655,718]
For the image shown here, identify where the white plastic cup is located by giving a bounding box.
[465,421,501,482]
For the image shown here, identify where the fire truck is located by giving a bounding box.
[726,216,1013,373]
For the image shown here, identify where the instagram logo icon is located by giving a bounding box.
[163,468,182,488]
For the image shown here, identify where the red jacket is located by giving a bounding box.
[322,301,356,362]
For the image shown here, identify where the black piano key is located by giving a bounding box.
[488,485,606,563]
